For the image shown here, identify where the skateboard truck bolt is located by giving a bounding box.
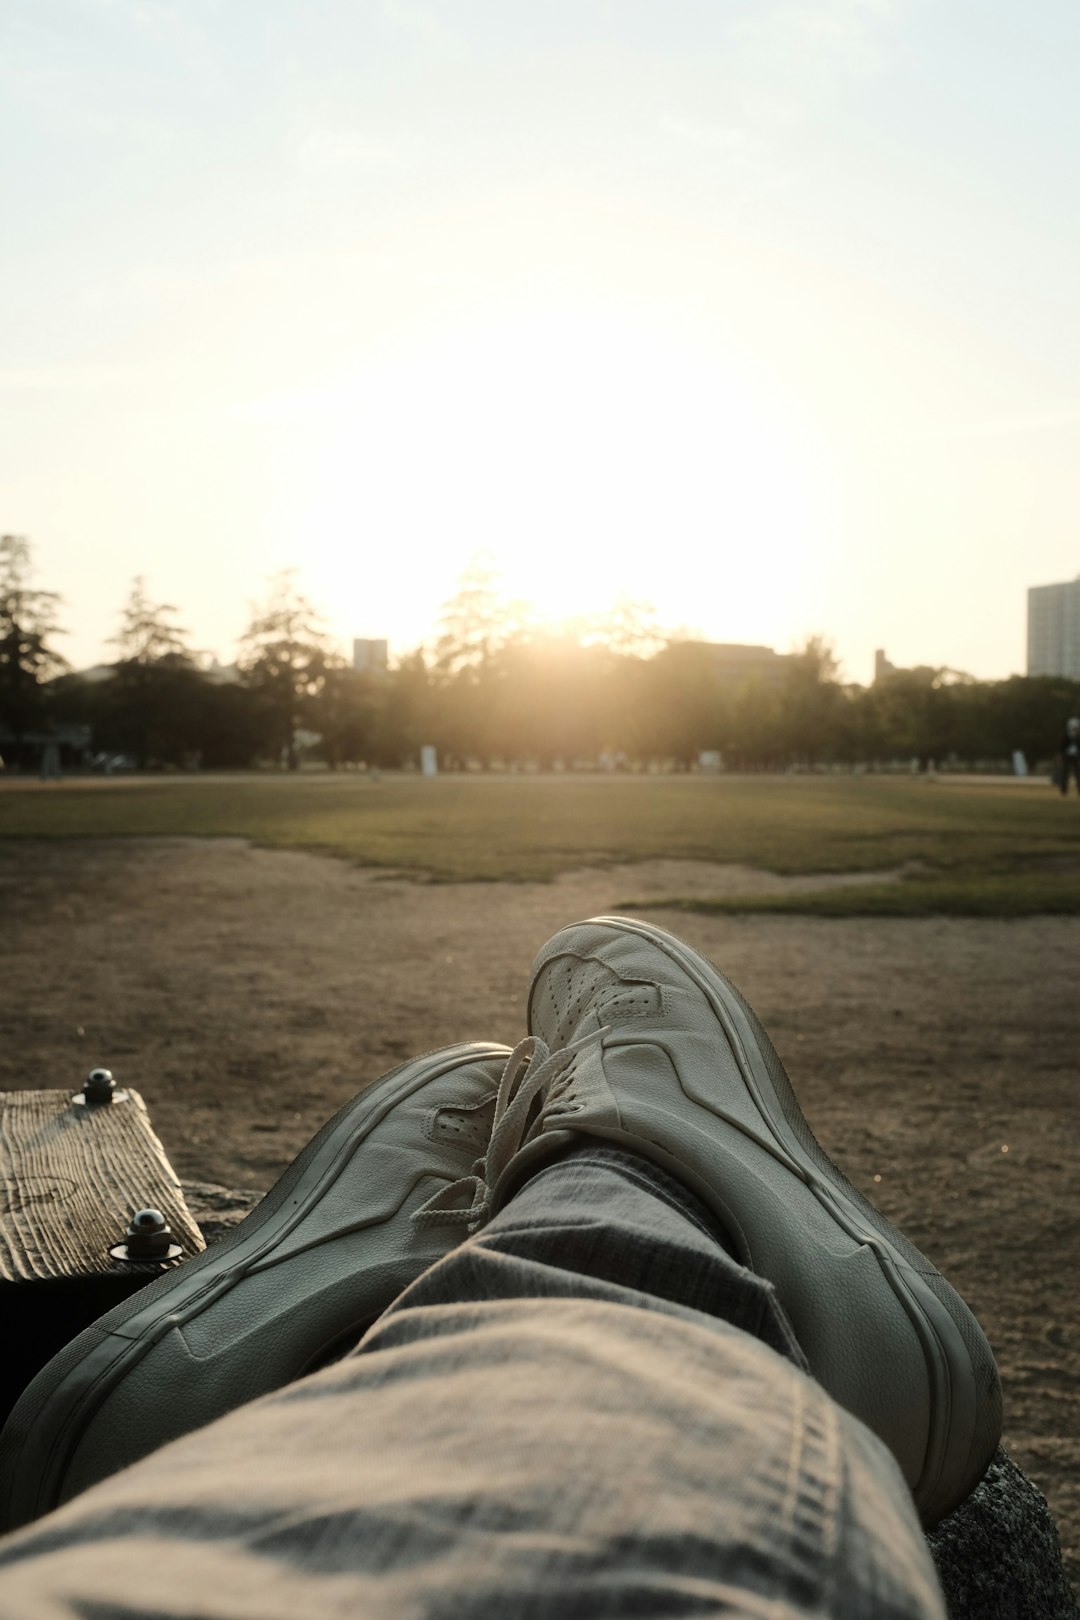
[109,1208,183,1264]
[82,1068,115,1106]
[73,1067,129,1108]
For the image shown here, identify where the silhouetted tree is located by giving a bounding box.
[102,578,202,768]
[976,675,1080,768]
[0,535,67,756]
[313,661,385,768]
[780,635,845,766]
[192,679,266,769]
[728,677,784,768]
[238,573,333,769]
[487,634,610,768]
[432,553,510,676]
[593,596,666,659]
[637,642,728,768]
[376,649,432,767]
[111,577,189,665]
[861,665,966,768]
[430,556,524,767]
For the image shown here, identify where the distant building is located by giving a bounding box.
[676,642,790,685]
[872,649,976,687]
[874,648,898,683]
[1027,577,1080,678]
[352,638,389,675]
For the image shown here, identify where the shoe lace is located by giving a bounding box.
[413,1033,590,1233]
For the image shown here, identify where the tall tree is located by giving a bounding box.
[593,595,666,659]
[432,553,511,676]
[312,661,385,769]
[238,572,333,770]
[376,649,432,767]
[0,535,67,754]
[106,578,201,768]
[637,641,729,768]
[429,556,515,767]
[780,634,844,766]
[111,576,189,665]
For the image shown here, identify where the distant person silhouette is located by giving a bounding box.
[1061,716,1080,796]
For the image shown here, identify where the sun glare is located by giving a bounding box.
[284,310,823,653]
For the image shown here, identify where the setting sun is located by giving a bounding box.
[281,308,825,651]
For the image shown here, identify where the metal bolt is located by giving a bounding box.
[123,1208,173,1259]
[83,1068,115,1106]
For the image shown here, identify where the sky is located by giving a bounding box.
[3,0,1079,685]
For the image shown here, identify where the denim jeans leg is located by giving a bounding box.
[0,1144,948,1620]
[390,1140,809,1364]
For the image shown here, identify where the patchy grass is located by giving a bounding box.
[623,867,1080,918]
[2,771,1080,910]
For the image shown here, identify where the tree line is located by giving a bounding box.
[2,536,1077,774]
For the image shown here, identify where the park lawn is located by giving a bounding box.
[2,771,1080,912]
[624,869,1080,918]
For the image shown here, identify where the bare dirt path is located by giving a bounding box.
[2,837,1077,1584]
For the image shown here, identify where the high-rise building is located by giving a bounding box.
[1027,578,1080,678]
[352,638,389,675]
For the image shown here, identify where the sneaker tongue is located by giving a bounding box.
[540,1040,622,1133]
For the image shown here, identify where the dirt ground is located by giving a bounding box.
[2,836,1077,1586]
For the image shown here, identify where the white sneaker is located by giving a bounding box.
[437,918,1001,1527]
[0,1042,509,1531]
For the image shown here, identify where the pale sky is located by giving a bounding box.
[3,0,1079,683]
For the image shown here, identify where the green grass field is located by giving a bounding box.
[3,771,1080,915]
